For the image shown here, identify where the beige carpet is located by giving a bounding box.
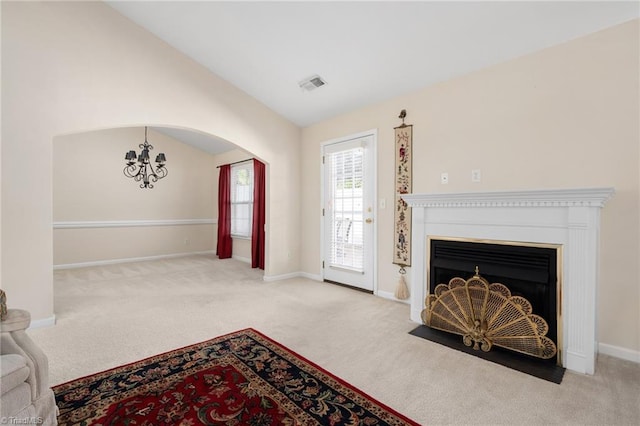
[29,255,640,425]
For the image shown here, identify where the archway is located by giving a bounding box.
[51,126,261,270]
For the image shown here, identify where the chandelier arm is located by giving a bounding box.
[124,164,141,179]
[154,165,168,180]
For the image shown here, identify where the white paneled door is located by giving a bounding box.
[322,133,375,291]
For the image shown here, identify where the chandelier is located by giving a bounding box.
[123,127,167,189]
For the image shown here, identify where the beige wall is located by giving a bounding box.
[54,226,214,266]
[301,20,640,353]
[1,2,300,321]
[53,127,217,265]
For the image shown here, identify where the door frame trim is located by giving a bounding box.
[320,129,378,294]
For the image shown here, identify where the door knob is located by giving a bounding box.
[365,218,373,224]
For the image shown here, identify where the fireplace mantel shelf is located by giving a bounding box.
[402,187,615,208]
[403,186,614,375]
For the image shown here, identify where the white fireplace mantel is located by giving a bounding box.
[403,187,614,375]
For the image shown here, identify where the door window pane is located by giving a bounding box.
[328,148,364,271]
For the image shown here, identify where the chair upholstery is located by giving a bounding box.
[1,309,58,425]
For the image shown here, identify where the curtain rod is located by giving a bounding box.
[216,158,254,168]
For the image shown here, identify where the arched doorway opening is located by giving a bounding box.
[52,125,266,272]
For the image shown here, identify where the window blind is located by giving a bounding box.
[328,147,364,271]
[231,162,254,238]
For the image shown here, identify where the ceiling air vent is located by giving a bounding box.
[298,75,327,92]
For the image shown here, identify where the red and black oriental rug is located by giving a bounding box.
[53,328,418,425]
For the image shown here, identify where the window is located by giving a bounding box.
[231,162,254,238]
[328,147,364,270]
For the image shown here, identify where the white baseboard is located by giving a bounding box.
[263,272,302,282]
[53,251,216,270]
[376,290,411,305]
[599,342,640,363]
[263,271,323,282]
[29,315,56,329]
[299,272,322,281]
[232,255,251,264]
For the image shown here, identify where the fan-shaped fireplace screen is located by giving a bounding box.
[423,268,557,360]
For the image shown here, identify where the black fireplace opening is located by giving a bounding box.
[410,238,565,383]
[430,239,559,347]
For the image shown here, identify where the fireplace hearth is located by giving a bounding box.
[409,325,565,383]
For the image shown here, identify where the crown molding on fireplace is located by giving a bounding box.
[403,187,615,375]
[402,187,614,208]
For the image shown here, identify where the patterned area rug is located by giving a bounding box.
[53,328,418,425]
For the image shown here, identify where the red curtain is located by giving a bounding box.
[216,164,232,259]
[251,159,266,269]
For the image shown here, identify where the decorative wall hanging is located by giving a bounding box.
[124,126,167,189]
[393,110,412,267]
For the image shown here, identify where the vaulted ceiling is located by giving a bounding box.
[108,1,638,151]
